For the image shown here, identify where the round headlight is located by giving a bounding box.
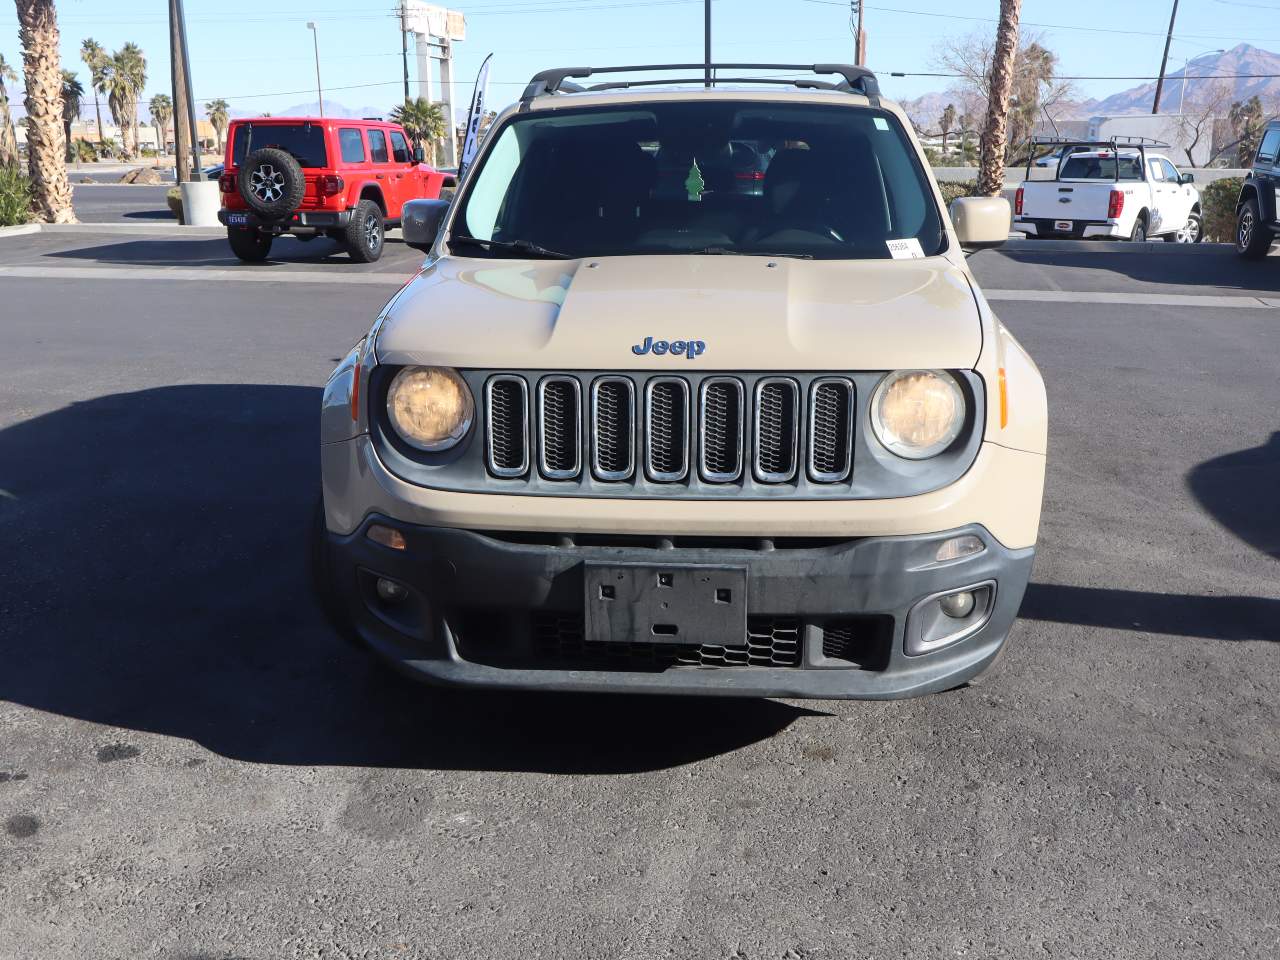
[386,366,474,452]
[871,370,965,460]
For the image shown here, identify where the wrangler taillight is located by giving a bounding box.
[218,173,235,194]
[320,175,344,197]
[1108,189,1124,219]
[1014,186,1024,215]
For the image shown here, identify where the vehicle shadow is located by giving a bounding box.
[43,236,416,269]
[1187,431,1280,561]
[0,386,815,774]
[1021,584,1279,642]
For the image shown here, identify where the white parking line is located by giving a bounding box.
[0,264,413,286]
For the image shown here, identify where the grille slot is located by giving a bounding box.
[485,376,529,478]
[699,377,745,483]
[754,378,800,483]
[645,377,690,482]
[537,376,582,479]
[531,613,802,669]
[808,378,855,482]
[590,377,635,481]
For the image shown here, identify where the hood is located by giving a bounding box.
[376,254,982,371]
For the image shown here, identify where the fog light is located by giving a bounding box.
[375,578,408,603]
[939,590,975,618]
[367,524,406,551]
[935,534,984,563]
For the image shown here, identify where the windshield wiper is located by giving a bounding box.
[695,247,814,259]
[449,235,573,259]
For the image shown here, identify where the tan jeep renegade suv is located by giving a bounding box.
[314,64,1047,699]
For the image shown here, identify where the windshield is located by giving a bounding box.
[451,101,944,260]
[1059,155,1143,181]
[231,123,328,168]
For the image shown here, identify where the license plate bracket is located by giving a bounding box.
[583,563,747,647]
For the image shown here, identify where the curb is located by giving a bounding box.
[0,224,41,239]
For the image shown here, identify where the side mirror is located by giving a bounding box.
[401,198,450,253]
[949,196,1010,253]
[1181,172,1195,184]
[412,144,426,164]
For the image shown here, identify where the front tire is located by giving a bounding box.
[344,199,385,263]
[1236,197,1273,259]
[227,228,272,262]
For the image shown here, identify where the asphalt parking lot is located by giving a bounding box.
[1,228,1278,958]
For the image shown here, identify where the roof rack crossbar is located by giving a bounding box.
[1029,135,1171,149]
[521,63,879,101]
[587,76,843,93]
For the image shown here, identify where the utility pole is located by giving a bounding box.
[308,22,324,118]
[1152,0,1179,114]
[853,0,866,66]
[704,0,712,88]
[400,1,411,103]
[168,0,192,183]
[173,0,202,180]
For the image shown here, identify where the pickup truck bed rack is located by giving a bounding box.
[1025,136,1171,181]
[520,63,881,104]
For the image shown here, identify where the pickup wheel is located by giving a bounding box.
[1129,216,1148,243]
[1236,197,1274,259]
[238,147,306,220]
[344,199,385,263]
[1164,212,1203,244]
[226,228,272,262]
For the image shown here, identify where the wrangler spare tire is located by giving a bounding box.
[238,147,305,220]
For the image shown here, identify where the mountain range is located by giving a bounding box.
[899,43,1280,130]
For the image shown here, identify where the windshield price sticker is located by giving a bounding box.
[886,238,925,260]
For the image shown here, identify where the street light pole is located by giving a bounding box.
[1178,48,1224,114]
[400,1,411,103]
[307,22,324,118]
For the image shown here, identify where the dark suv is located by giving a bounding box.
[217,117,455,263]
[1236,120,1280,259]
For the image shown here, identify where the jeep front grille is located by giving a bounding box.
[537,376,581,479]
[645,377,690,482]
[485,375,529,477]
[754,378,800,483]
[477,372,893,492]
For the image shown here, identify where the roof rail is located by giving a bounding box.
[1029,135,1171,149]
[520,63,880,102]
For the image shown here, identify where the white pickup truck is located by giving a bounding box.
[1013,139,1203,243]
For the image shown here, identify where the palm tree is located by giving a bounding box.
[14,0,76,222]
[149,93,171,156]
[80,38,106,147]
[390,97,446,164]
[976,0,1024,196]
[940,103,956,156]
[103,43,145,160]
[61,69,82,156]
[0,53,19,168]
[205,98,229,152]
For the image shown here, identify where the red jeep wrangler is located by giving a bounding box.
[217,117,455,263]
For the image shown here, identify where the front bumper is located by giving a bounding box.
[327,517,1034,700]
[218,208,352,231]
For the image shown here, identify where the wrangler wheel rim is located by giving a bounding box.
[1240,211,1254,248]
[365,216,381,251]
[250,165,285,203]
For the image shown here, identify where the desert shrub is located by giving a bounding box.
[0,164,33,226]
[165,186,184,224]
[1199,177,1243,243]
[937,179,979,205]
[68,138,98,163]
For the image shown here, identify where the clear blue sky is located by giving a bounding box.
[0,0,1273,119]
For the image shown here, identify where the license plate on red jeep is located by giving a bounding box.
[225,212,250,226]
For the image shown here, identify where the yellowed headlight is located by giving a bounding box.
[871,370,964,459]
[386,366,474,452]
